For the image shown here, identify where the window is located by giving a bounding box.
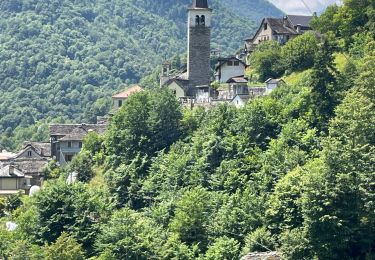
[264,23,268,30]
[227,61,233,66]
[201,15,205,26]
[65,154,73,162]
[195,15,200,26]
[27,151,32,157]
[118,100,123,107]
[68,142,72,148]
[79,142,83,148]
[234,61,240,66]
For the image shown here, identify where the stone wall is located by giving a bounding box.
[187,26,211,88]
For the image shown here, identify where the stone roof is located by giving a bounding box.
[215,57,247,70]
[20,142,51,158]
[265,78,285,84]
[287,15,313,28]
[241,251,281,260]
[265,18,298,35]
[0,151,16,161]
[0,165,25,178]
[112,85,144,99]
[227,75,248,84]
[14,159,48,175]
[50,124,107,138]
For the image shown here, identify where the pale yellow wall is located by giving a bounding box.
[167,82,186,98]
[0,178,19,190]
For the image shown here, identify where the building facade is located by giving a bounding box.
[245,15,314,53]
[50,124,106,165]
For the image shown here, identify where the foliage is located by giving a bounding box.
[249,41,284,82]
[282,32,319,73]
[44,232,85,260]
[0,0,266,151]
[204,236,240,260]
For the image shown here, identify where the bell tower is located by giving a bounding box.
[187,0,212,88]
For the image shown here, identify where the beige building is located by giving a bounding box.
[245,15,314,53]
[0,164,31,196]
[112,85,144,111]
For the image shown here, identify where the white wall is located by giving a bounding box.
[218,63,246,83]
[188,9,212,28]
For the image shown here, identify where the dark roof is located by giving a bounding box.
[265,78,285,84]
[266,18,298,34]
[14,159,49,175]
[227,76,248,84]
[21,142,51,158]
[0,165,25,178]
[192,0,208,8]
[215,57,247,70]
[50,124,107,137]
[287,15,313,28]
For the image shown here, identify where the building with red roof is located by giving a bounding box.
[112,85,144,110]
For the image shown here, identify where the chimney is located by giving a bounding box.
[283,16,288,27]
[9,164,15,175]
[296,24,301,34]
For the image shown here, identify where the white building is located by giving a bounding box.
[215,57,247,83]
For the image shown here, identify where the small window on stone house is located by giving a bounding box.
[264,23,268,30]
[227,61,233,66]
[118,100,123,107]
[234,61,240,66]
[27,151,32,157]
[68,141,72,148]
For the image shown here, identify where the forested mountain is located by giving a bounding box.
[0,0,282,151]
[221,0,283,23]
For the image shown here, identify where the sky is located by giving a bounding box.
[269,0,342,15]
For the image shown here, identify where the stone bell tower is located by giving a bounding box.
[187,0,212,88]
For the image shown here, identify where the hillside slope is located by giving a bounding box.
[0,0,281,150]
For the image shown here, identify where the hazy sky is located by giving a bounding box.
[269,0,342,15]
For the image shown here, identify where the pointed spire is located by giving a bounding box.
[192,0,208,8]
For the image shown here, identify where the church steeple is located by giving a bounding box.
[187,0,212,88]
[192,0,208,8]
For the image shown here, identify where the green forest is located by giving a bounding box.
[1,0,375,259]
[0,0,282,151]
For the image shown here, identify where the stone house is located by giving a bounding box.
[112,85,144,111]
[0,164,32,196]
[12,142,51,186]
[245,15,314,53]
[50,124,107,165]
[232,94,251,108]
[215,57,247,83]
[265,78,285,94]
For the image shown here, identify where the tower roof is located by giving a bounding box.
[192,0,208,8]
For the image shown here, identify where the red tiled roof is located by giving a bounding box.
[112,85,144,99]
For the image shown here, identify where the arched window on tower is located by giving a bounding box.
[195,15,200,26]
[201,15,205,26]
